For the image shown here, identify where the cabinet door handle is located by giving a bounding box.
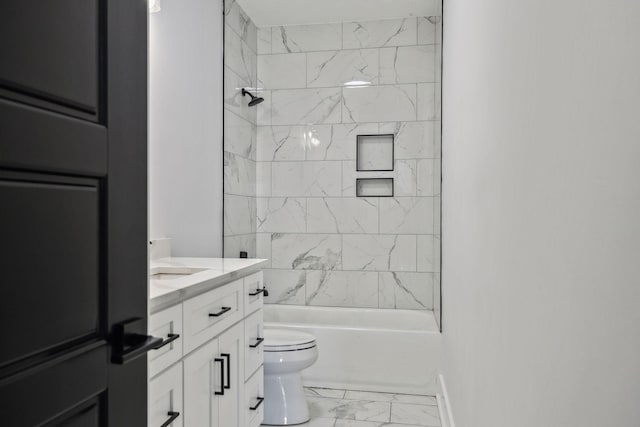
[221,353,231,389]
[249,337,264,348]
[248,288,265,296]
[214,358,225,395]
[153,333,180,351]
[209,306,231,317]
[160,411,180,427]
[249,397,264,410]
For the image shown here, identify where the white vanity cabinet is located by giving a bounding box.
[149,271,265,427]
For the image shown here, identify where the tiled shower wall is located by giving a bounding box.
[223,0,258,258]
[254,17,442,310]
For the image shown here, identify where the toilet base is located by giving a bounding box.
[263,372,310,425]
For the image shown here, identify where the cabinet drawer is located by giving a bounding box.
[244,309,264,381]
[149,304,183,378]
[149,363,183,427]
[183,280,243,354]
[243,272,264,315]
[244,367,264,427]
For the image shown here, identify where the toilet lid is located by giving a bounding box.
[264,329,316,352]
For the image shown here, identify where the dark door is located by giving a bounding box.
[0,0,150,425]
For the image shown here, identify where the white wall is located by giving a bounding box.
[442,0,640,426]
[149,0,223,257]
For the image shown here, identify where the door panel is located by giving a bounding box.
[0,100,107,175]
[52,400,101,427]
[0,346,106,427]
[0,172,101,369]
[0,0,100,117]
[51,398,101,427]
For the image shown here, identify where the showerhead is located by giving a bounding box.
[242,88,264,107]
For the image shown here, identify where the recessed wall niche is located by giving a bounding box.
[356,178,394,197]
[356,134,394,171]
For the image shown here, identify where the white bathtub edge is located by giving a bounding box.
[437,374,456,427]
[264,306,441,396]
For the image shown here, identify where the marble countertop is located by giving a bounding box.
[149,257,268,313]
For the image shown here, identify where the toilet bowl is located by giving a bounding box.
[262,328,318,426]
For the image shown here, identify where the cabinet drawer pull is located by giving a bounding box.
[209,306,231,317]
[221,353,231,389]
[248,287,265,296]
[249,337,264,348]
[214,358,225,395]
[249,396,264,411]
[160,411,180,427]
[153,333,180,351]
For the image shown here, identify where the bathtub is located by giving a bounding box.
[264,305,442,395]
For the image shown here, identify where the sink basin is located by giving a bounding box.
[150,266,209,280]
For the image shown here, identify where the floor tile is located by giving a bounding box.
[300,418,337,427]
[265,388,440,427]
[390,402,441,426]
[344,390,438,406]
[334,421,434,427]
[333,420,383,427]
[308,397,391,422]
[306,387,348,399]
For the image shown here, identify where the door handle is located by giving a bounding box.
[153,333,180,351]
[221,353,231,389]
[249,337,264,348]
[248,288,265,296]
[209,306,231,317]
[111,318,163,364]
[214,358,225,395]
[160,411,180,427]
[249,397,264,410]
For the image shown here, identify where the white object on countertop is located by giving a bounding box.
[149,237,172,260]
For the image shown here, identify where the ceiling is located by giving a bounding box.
[235,0,440,27]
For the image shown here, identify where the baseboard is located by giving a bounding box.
[436,374,455,427]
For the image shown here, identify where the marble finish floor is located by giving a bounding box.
[263,387,441,427]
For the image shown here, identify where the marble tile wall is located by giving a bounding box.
[253,17,442,311]
[224,0,258,258]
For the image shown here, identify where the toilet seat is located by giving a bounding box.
[264,329,316,352]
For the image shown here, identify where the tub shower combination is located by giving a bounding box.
[264,305,442,395]
[223,1,443,422]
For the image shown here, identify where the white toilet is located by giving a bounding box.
[262,329,318,425]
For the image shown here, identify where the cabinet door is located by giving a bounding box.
[149,304,183,378]
[183,338,221,427]
[244,272,264,315]
[149,363,183,427]
[218,322,244,427]
[244,309,264,381]
[244,367,265,427]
